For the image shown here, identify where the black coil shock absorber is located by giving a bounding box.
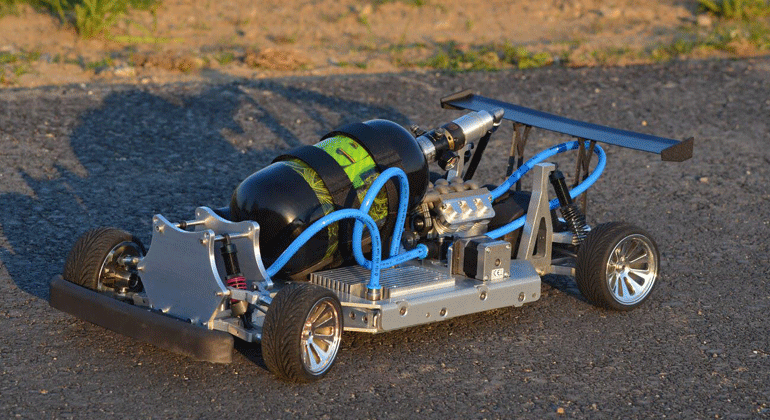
[549,170,590,245]
[220,236,249,317]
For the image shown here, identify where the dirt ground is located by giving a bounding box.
[0,0,760,87]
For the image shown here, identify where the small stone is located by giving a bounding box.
[697,14,713,27]
[699,177,709,183]
[641,120,648,126]
[557,407,565,414]
[602,8,621,18]
[113,65,136,78]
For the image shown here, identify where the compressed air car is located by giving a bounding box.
[50,91,693,382]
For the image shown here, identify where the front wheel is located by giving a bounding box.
[575,222,659,311]
[63,227,145,293]
[261,283,343,382]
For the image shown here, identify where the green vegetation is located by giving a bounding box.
[215,51,235,65]
[372,0,425,6]
[0,0,21,16]
[0,50,35,85]
[423,42,552,72]
[702,0,770,48]
[650,38,699,62]
[84,55,113,70]
[0,50,41,64]
[590,46,635,66]
[3,0,770,83]
[698,0,770,20]
[2,0,157,37]
[335,61,368,69]
[643,1,770,63]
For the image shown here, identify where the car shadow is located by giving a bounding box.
[541,274,589,303]
[0,79,408,300]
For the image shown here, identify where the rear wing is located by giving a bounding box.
[441,90,693,162]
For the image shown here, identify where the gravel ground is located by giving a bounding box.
[0,58,768,419]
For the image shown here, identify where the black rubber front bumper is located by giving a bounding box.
[49,276,234,363]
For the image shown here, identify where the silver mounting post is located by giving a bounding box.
[366,287,383,301]
[516,163,555,275]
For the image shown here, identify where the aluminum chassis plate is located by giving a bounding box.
[336,260,541,333]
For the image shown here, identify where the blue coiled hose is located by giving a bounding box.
[487,141,606,239]
[266,209,383,288]
[265,140,605,293]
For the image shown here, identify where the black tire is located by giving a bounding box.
[575,222,660,311]
[63,227,145,292]
[262,283,343,383]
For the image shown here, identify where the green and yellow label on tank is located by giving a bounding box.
[280,135,389,258]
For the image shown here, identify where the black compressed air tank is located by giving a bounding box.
[229,120,429,279]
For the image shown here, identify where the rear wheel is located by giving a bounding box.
[575,222,659,311]
[262,283,343,382]
[63,227,145,293]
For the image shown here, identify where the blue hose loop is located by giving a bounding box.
[264,141,605,293]
[266,209,383,289]
[352,167,413,266]
[487,141,606,239]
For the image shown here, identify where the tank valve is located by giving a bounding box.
[438,151,460,171]
[549,170,590,245]
[415,109,503,164]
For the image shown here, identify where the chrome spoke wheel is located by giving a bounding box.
[606,234,658,306]
[300,298,342,375]
[576,222,660,311]
[262,283,344,382]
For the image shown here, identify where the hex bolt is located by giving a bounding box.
[399,306,407,316]
[349,311,356,320]
[439,308,447,317]
[518,292,525,302]
[479,291,488,300]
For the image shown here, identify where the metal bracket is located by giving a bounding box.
[447,142,472,180]
[516,163,554,275]
[138,215,228,325]
[507,123,532,191]
[137,207,272,328]
[192,207,273,291]
[572,139,596,213]
[462,131,491,181]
